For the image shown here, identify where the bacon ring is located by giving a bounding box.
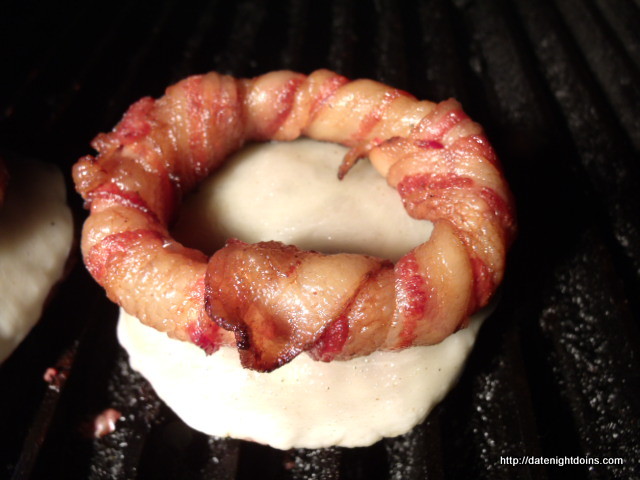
[73,70,516,372]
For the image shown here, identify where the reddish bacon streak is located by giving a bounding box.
[268,76,305,137]
[354,89,404,141]
[396,174,511,316]
[419,107,469,140]
[188,320,222,355]
[458,134,499,167]
[309,74,350,119]
[187,276,225,354]
[89,183,160,223]
[479,186,517,243]
[186,76,214,176]
[308,259,391,362]
[395,253,431,348]
[398,172,474,196]
[113,97,154,144]
[337,90,408,179]
[415,139,444,149]
[470,257,494,311]
[86,229,164,284]
[309,316,350,362]
[73,69,516,372]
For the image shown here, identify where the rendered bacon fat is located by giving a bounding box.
[73,70,516,372]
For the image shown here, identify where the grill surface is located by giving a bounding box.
[1,0,639,479]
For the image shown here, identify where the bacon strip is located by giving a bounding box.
[73,69,516,372]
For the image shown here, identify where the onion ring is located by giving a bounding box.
[73,70,516,372]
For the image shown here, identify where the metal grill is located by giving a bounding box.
[1,0,639,478]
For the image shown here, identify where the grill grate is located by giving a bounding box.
[1,0,639,479]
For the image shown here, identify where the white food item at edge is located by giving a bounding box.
[117,138,490,449]
[0,160,73,363]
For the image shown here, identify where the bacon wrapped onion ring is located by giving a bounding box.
[73,69,516,372]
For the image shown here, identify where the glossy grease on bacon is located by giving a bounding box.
[73,69,516,372]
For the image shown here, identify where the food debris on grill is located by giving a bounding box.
[79,408,122,439]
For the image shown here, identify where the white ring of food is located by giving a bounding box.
[0,160,73,363]
[117,139,489,449]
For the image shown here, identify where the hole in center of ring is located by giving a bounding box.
[170,138,433,261]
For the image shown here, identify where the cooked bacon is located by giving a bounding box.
[205,239,396,370]
[73,70,516,372]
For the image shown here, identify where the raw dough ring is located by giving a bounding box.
[73,69,516,372]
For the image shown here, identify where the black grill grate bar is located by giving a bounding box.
[98,0,183,129]
[213,0,268,76]
[84,351,166,480]
[41,1,143,131]
[10,344,78,480]
[553,0,640,153]
[0,2,130,160]
[512,0,640,309]
[411,0,470,103]
[521,0,640,258]
[281,448,341,480]
[371,0,408,88]
[592,0,640,72]
[384,414,442,480]
[326,0,358,76]
[0,3,90,118]
[447,0,639,477]
[278,0,310,70]
[538,231,640,480]
[169,0,223,81]
[198,437,241,480]
[503,0,640,475]
[42,0,230,163]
